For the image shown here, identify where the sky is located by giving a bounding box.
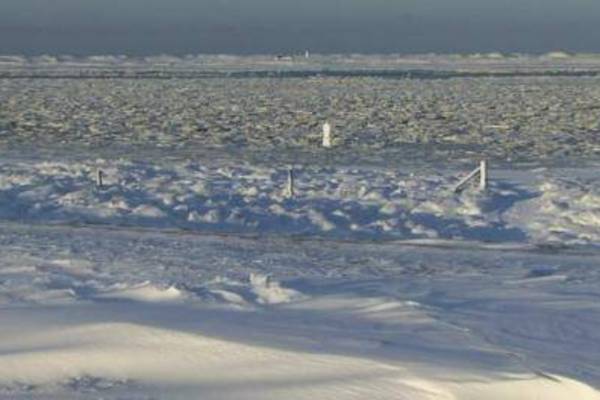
[1,0,599,55]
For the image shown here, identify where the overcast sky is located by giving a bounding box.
[1,0,599,55]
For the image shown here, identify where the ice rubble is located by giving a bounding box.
[1,74,600,161]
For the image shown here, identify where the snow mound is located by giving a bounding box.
[96,282,184,303]
[0,311,597,400]
[507,178,600,246]
[250,273,304,305]
[0,319,446,400]
[451,374,600,400]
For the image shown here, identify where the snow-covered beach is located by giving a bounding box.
[2,218,600,399]
[1,55,599,399]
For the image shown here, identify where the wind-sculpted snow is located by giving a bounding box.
[0,221,599,399]
[0,159,598,248]
[506,176,600,245]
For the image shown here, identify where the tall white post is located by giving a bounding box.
[479,160,488,191]
[322,122,332,148]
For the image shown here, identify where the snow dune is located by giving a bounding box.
[1,295,598,400]
[0,316,449,400]
[0,221,599,399]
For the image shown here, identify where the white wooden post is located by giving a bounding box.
[479,160,488,191]
[96,169,104,189]
[286,167,295,198]
[322,122,332,148]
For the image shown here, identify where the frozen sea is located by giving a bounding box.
[0,54,599,399]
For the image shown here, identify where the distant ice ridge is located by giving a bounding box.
[0,158,598,247]
[2,52,600,72]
